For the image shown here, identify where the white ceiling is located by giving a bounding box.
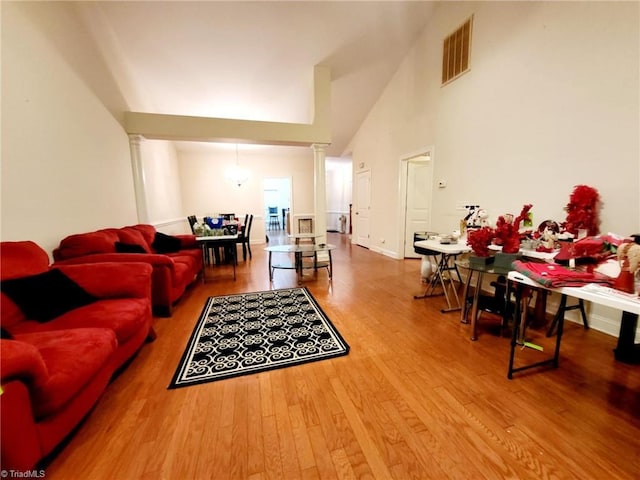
[77,1,437,157]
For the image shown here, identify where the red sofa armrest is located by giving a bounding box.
[54,262,153,299]
[0,380,42,470]
[1,339,49,387]
[175,234,197,249]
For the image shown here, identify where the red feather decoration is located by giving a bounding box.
[494,204,533,253]
[563,185,600,236]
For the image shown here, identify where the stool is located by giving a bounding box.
[546,294,589,337]
[268,207,279,230]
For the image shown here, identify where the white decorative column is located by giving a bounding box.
[129,134,149,224]
[312,143,329,244]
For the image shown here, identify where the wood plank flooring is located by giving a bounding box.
[44,232,640,479]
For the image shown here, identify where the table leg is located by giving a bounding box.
[508,283,563,378]
[614,312,640,364]
[295,252,302,284]
[502,279,513,330]
[507,281,525,378]
[414,253,462,313]
[436,255,451,307]
[201,242,207,284]
[460,270,473,324]
[470,272,484,340]
[268,251,273,281]
[440,254,462,313]
[552,308,564,367]
[452,261,464,284]
[231,241,236,280]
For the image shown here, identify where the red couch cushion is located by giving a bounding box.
[1,269,98,323]
[171,261,194,289]
[9,298,150,344]
[12,328,117,419]
[0,241,49,280]
[0,296,25,328]
[118,228,151,253]
[1,242,51,328]
[169,253,200,276]
[55,231,118,260]
[131,224,157,246]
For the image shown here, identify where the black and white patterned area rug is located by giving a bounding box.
[168,288,349,389]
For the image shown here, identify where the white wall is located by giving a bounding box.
[1,2,137,256]
[349,1,639,257]
[178,144,314,243]
[140,140,184,234]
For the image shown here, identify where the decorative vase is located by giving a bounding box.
[420,256,436,282]
[494,251,521,269]
[469,254,494,268]
[613,259,636,294]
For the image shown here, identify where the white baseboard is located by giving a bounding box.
[152,217,190,234]
[370,245,403,259]
[152,217,185,228]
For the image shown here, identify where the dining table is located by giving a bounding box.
[196,234,239,281]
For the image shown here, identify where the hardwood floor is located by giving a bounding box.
[45,232,640,479]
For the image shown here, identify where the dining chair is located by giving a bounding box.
[236,214,253,261]
[187,215,198,234]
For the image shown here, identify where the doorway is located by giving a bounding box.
[263,177,292,237]
[355,170,371,248]
[400,150,434,258]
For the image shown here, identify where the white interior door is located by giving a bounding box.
[403,155,433,258]
[355,170,371,248]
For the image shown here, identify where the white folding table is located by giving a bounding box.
[413,239,471,312]
[507,270,640,378]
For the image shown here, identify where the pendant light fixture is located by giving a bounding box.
[225,144,250,187]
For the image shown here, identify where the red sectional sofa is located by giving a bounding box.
[0,241,154,470]
[52,224,202,316]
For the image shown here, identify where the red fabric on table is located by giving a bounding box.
[512,260,614,287]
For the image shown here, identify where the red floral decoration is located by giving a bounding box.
[563,185,600,236]
[494,204,533,254]
[467,226,495,257]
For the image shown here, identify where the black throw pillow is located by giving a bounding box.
[1,327,14,339]
[115,241,147,254]
[0,269,98,323]
[152,232,182,254]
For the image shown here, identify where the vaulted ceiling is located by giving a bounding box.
[76,1,437,157]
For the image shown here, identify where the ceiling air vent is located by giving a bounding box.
[442,15,473,85]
